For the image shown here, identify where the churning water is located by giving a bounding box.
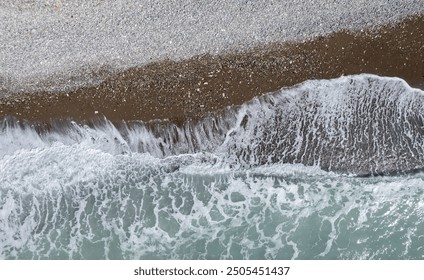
[1,75,424,259]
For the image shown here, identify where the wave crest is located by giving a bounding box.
[1,74,424,176]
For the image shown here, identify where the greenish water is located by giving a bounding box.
[1,152,423,259]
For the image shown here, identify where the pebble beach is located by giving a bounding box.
[2,1,424,261]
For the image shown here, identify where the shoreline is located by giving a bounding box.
[1,15,423,124]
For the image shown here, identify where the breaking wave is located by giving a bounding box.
[2,74,424,176]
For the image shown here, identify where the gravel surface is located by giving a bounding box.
[1,0,423,94]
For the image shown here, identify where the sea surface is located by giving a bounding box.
[1,74,424,259]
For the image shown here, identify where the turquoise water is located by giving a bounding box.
[1,75,424,259]
[1,153,424,259]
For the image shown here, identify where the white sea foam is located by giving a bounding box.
[1,148,423,259]
[1,1,423,94]
[223,75,424,175]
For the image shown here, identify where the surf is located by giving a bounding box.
[2,74,424,176]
